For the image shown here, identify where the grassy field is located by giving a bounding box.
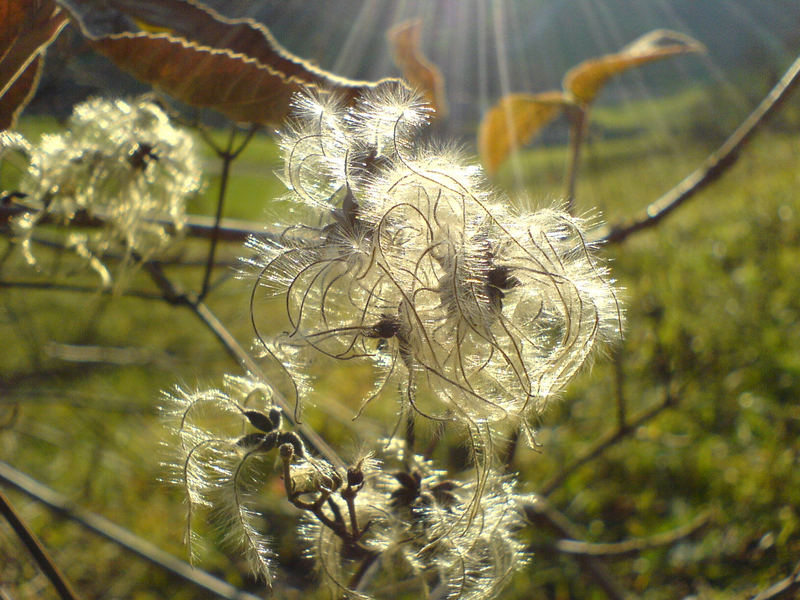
[1,88,799,599]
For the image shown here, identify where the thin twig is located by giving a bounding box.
[1,205,268,242]
[749,560,800,600]
[599,51,800,245]
[499,427,520,473]
[200,126,259,299]
[404,412,416,456]
[541,385,675,497]
[143,261,346,469]
[0,461,261,600]
[0,488,80,600]
[554,510,712,558]
[192,296,346,469]
[564,106,587,215]
[0,279,165,301]
[350,553,380,592]
[613,347,626,428]
[524,497,629,600]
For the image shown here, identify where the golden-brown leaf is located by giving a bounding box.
[90,33,399,126]
[97,0,368,89]
[387,19,447,119]
[564,29,704,105]
[57,0,403,125]
[478,91,569,174]
[0,0,68,126]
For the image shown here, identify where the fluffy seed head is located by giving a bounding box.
[161,375,279,582]
[14,96,203,286]
[248,86,623,432]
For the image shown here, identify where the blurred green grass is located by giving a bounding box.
[1,88,800,599]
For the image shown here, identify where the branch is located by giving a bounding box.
[564,105,588,215]
[0,251,345,467]
[0,278,165,300]
[750,560,800,600]
[524,497,629,600]
[554,510,712,558]
[541,385,676,497]
[0,205,266,242]
[598,51,800,245]
[0,461,261,600]
[200,125,259,299]
[143,262,346,470]
[0,488,80,600]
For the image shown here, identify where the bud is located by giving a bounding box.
[346,466,364,488]
[244,410,275,432]
[279,442,294,460]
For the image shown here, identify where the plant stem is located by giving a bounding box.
[0,488,80,600]
[563,105,587,215]
[143,261,346,469]
[613,347,626,428]
[199,130,235,299]
[199,125,259,300]
[553,510,712,558]
[524,497,627,600]
[349,552,380,591]
[0,462,261,600]
[600,50,800,244]
[541,385,676,496]
[750,559,800,600]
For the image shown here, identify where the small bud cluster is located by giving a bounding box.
[165,375,532,599]
[299,440,533,600]
[13,97,202,286]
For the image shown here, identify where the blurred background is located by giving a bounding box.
[3,1,800,598]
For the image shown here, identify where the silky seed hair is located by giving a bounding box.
[13,96,203,287]
[173,85,626,596]
[247,85,622,435]
[161,375,280,582]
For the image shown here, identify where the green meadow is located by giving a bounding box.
[2,86,800,599]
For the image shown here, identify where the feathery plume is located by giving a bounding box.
[13,96,203,286]
[247,85,622,435]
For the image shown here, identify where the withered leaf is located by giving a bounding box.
[0,0,68,128]
[564,29,704,105]
[479,29,703,173]
[56,0,403,125]
[387,19,447,119]
[478,91,569,174]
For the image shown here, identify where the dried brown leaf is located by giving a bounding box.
[564,29,704,105]
[92,33,395,125]
[0,0,68,127]
[88,0,372,90]
[56,0,403,125]
[387,19,447,119]
[478,91,569,174]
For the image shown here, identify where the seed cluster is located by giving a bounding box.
[14,97,202,286]
[248,87,622,433]
[166,86,622,599]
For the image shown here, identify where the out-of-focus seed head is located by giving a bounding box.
[14,96,203,287]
